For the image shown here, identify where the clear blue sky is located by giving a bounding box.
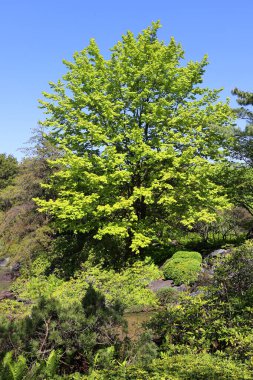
[0,0,252,160]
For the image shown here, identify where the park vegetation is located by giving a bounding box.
[0,22,253,379]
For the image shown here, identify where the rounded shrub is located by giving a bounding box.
[162,251,202,285]
[172,250,202,263]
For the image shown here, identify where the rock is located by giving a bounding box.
[16,298,32,304]
[148,279,174,292]
[200,266,214,275]
[148,279,190,293]
[174,284,188,292]
[170,240,180,246]
[0,270,12,282]
[206,249,230,259]
[246,227,253,239]
[0,290,16,301]
[10,262,21,279]
[0,257,10,267]
[11,262,21,272]
[190,290,204,297]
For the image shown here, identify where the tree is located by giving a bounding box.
[0,153,18,190]
[0,129,57,261]
[221,89,253,224]
[231,88,253,165]
[35,22,233,256]
[232,88,253,123]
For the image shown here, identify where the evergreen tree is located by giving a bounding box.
[231,88,253,165]
[232,87,253,123]
[224,88,253,235]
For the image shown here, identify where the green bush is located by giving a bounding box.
[162,251,202,285]
[0,289,125,375]
[172,250,202,262]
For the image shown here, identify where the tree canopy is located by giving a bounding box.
[231,88,253,165]
[35,22,233,255]
[0,153,18,190]
[221,88,253,220]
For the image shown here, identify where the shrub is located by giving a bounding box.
[156,287,179,306]
[0,290,125,375]
[162,251,202,285]
[11,257,161,311]
[172,250,202,262]
[79,353,252,379]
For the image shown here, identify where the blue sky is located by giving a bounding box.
[0,0,252,159]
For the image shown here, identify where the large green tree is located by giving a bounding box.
[36,22,233,255]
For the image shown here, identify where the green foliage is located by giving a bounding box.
[0,290,125,375]
[79,353,252,379]
[128,331,158,367]
[162,251,202,285]
[44,350,61,378]
[220,88,253,220]
[0,154,18,191]
[0,349,62,380]
[78,258,160,309]
[219,164,253,218]
[1,352,27,380]
[232,88,253,127]
[148,291,253,361]
[149,242,253,362]
[2,241,253,378]
[172,250,202,262]
[193,207,252,244]
[35,22,233,256]
[93,346,116,371]
[156,287,179,306]
[0,156,53,263]
[13,256,161,310]
[1,24,253,380]
[213,240,253,303]
[0,299,31,321]
[1,351,251,379]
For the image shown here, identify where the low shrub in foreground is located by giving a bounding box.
[81,353,252,379]
[1,352,250,380]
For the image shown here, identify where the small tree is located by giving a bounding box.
[36,22,233,256]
